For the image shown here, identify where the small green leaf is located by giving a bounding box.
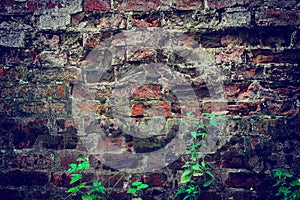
[282,171,292,178]
[187,112,193,116]
[197,124,205,129]
[180,175,191,184]
[68,163,77,172]
[209,119,218,126]
[132,181,142,187]
[191,120,199,124]
[201,161,206,168]
[137,183,149,190]
[82,195,93,200]
[191,132,197,139]
[181,170,192,184]
[206,162,214,169]
[203,179,214,187]
[67,182,86,193]
[76,157,86,162]
[78,161,90,170]
[290,179,300,186]
[191,164,201,171]
[203,171,215,187]
[128,188,137,194]
[70,174,82,184]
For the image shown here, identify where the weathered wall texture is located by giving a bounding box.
[0,0,299,199]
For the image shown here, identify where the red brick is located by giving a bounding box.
[249,49,300,64]
[0,0,27,14]
[96,14,127,29]
[60,154,81,168]
[114,0,161,12]
[131,15,159,28]
[27,0,64,13]
[51,172,71,187]
[10,153,54,169]
[97,135,124,150]
[143,101,171,117]
[84,0,110,11]
[83,32,112,48]
[221,34,247,47]
[71,12,85,26]
[145,173,167,187]
[227,102,261,116]
[12,120,49,149]
[202,102,229,113]
[0,67,20,81]
[132,84,162,99]
[225,172,266,188]
[99,173,125,188]
[127,48,156,62]
[266,100,298,116]
[215,48,245,64]
[131,102,146,117]
[175,0,204,10]
[225,83,254,99]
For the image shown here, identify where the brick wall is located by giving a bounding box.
[0,0,299,199]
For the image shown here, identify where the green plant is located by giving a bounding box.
[174,112,224,200]
[67,157,105,200]
[128,181,149,200]
[273,169,300,200]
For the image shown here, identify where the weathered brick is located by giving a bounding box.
[216,48,245,64]
[99,173,125,188]
[27,0,82,14]
[131,14,160,28]
[51,172,71,187]
[126,48,157,62]
[0,170,49,186]
[97,135,123,150]
[256,9,300,26]
[114,0,161,12]
[225,172,266,188]
[0,67,20,81]
[0,31,26,48]
[220,10,251,27]
[96,14,127,29]
[175,0,204,10]
[226,102,262,116]
[264,100,298,116]
[84,0,110,11]
[249,49,300,64]
[12,120,49,149]
[132,84,162,99]
[145,173,167,187]
[225,83,255,99]
[10,153,54,169]
[85,68,115,83]
[0,0,27,14]
[83,32,112,48]
[207,0,249,9]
